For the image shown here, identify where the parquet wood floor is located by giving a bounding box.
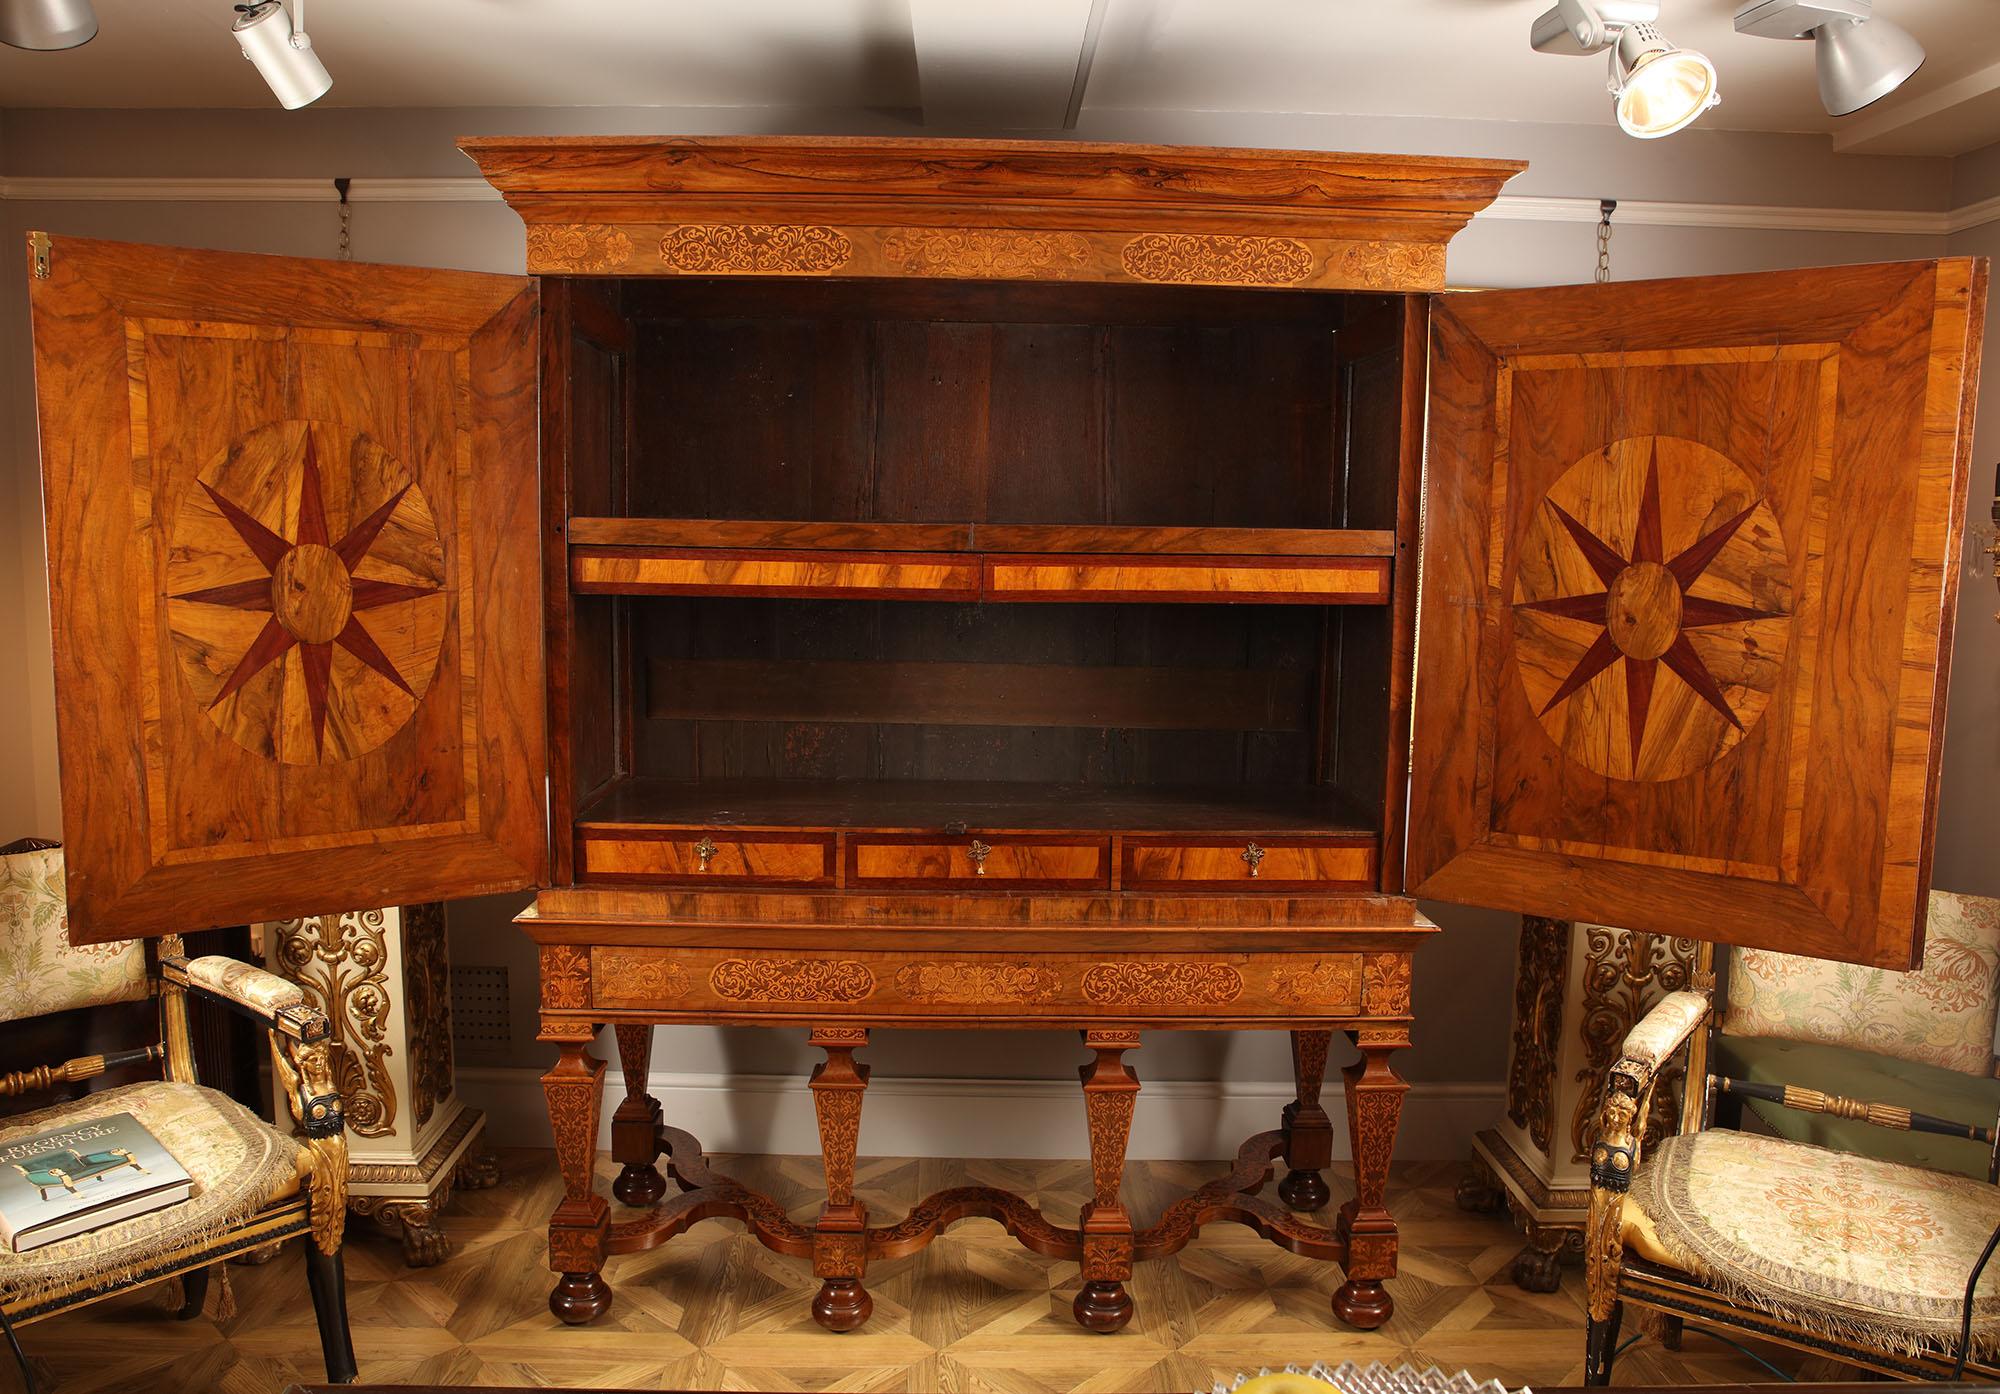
[2,1149,1804,1393]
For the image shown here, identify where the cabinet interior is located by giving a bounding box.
[556,275,1413,887]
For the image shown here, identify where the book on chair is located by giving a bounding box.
[0,1113,193,1252]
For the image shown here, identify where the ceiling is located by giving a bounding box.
[2,0,1996,156]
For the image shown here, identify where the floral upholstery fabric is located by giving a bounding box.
[1618,990,1712,1077]
[0,844,146,1024]
[1627,1128,2000,1359]
[0,1081,301,1308]
[1725,890,2000,1076]
[182,955,304,1016]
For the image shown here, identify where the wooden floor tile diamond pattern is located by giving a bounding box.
[1,1150,1802,1392]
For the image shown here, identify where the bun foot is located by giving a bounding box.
[612,1162,666,1207]
[1073,1279,1135,1332]
[549,1270,612,1325]
[812,1277,873,1332]
[1278,1167,1331,1212]
[1331,1278,1393,1330]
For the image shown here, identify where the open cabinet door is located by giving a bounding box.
[1409,259,1985,968]
[29,235,546,942]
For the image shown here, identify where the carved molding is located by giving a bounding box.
[881,228,1091,280]
[1118,232,1314,286]
[540,945,591,1010]
[710,958,876,1003]
[1081,962,1242,1007]
[1506,916,1570,1156]
[526,223,633,273]
[894,961,1062,1004]
[660,223,853,275]
[271,909,398,1138]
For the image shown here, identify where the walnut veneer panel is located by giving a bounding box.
[1122,838,1376,891]
[983,556,1391,604]
[572,548,980,599]
[1409,259,1987,970]
[848,837,1110,889]
[29,235,546,941]
[575,831,835,887]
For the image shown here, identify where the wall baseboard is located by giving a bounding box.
[457,1066,1503,1162]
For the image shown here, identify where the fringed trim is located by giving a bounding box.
[1637,1212,2000,1364]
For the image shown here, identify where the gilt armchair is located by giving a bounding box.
[0,839,356,1389]
[1583,962,2000,1380]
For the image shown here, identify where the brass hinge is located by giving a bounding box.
[29,231,50,280]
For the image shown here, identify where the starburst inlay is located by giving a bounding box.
[1511,435,1792,783]
[165,420,449,766]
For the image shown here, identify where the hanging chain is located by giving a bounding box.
[1596,198,1616,284]
[334,176,352,261]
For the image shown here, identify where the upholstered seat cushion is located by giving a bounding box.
[1715,1032,2000,1180]
[1626,1128,2000,1359]
[0,1081,302,1309]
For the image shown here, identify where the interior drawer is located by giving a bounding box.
[1122,837,1376,890]
[849,836,1110,888]
[576,829,835,886]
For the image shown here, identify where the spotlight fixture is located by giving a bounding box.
[1531,0,1721,139]
[233,0,331,109]
[1734,0,1924,116]
[0,0,97,50]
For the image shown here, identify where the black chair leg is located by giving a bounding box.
[1584,1302,1624,1386]
[304,1245,358,1384]
[176,1265,211,1320]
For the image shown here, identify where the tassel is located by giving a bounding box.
[156,1274,184,1314]
[205,1263,236,1322]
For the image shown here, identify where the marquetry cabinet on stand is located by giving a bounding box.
[26,137,1986,1335]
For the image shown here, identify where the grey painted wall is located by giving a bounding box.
[1,106,1993,1121]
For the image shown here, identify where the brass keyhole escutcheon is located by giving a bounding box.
[1242,842,1265,877]
[694,836,718,871]
[967,840,992,876]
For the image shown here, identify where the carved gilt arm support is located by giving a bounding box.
[1584,987,1713,1323]
[153,936,349,1257]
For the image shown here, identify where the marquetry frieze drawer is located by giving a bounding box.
[559,945,1394,1020]
[847,835,1110,889]
[574,829,836,887]
[1121,837,1377,891]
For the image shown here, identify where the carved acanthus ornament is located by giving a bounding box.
[1570,926,1700,1163]
[1507,916,1569,1155]
[596,951,691,1001]
[1362,955,1412,1015]
[272,910,398,1137]
[1267,959,1362,1007]
[400,902,451,1130]
[1335,241,1446,290]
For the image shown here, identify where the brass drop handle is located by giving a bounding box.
[694,836,718,872]
[967,840,992,876]
[1242,842,1265,878]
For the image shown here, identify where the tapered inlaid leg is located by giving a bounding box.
[1074,1029,1139,1333]
[1332,1027,1408,1330]
[809,1026,873,1332]
[1278,1029,1334,1212]
[541,1029,611,1324]
[610,1024,665,1206]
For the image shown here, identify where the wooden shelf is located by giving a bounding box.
[576,776,1371,835]
[569,519,1394,605]
[568,518,1397,557]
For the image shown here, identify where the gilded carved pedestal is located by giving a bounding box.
[1458,917,1698,1291]
[266,903,498,1266]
